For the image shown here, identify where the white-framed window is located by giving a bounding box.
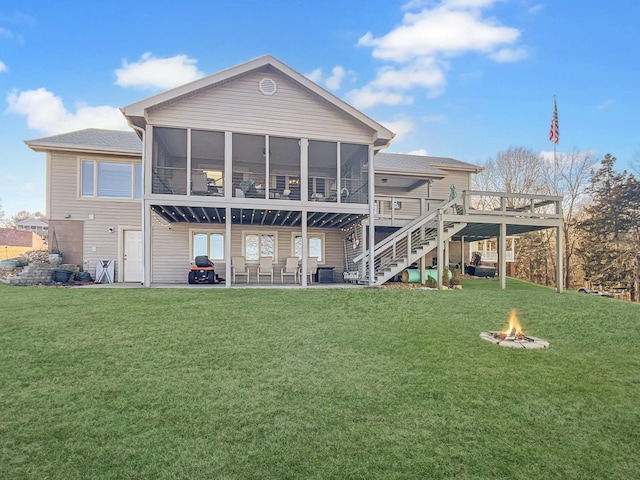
[191,230,225,261]
[244,232,277,262]
[80,159,142,199]
[292,233,325,263]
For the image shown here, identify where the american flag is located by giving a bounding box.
[549,96,559,144]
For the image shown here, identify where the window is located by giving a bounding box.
[293,233,324,262]
[152,127,187,194]
[81,160,141,199]
[191,130,224,196]
[308,140,337,202]
[192,231,224,261]
[244,233,276,261]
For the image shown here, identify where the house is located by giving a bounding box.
[25,55,564,290]
[0,228,46,259]
[15,218,49,240]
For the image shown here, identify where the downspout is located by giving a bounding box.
[370,140,392,285]
[127,121,146,286]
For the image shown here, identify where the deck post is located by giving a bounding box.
[444,239,450,269]
[499,222,507,290]
[143,201,152,287]
[225,207,231,287]
[460,236,465,273]
[436,210,444,288]
[368,145,375,285]
[301,210,308,287]
[556,225,563,293]
[360,222,367,282]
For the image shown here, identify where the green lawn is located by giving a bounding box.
[1,279,639,479]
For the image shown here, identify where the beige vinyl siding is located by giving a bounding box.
[430,171,472,200]
[148,70,374,144]
[48,151,141,280]
[150,221,346,283]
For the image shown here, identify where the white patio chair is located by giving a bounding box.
[281,257,300,284]
[257,256,274,284]
[232,256,250,283]
[307,257,318,283]
[191,172,209,194]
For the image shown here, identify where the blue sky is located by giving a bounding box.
[1,0,639,218]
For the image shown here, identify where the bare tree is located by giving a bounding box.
[9,210,45,227]
[0,199,6,228]
[555,150,597,288]
[473,146,548,209]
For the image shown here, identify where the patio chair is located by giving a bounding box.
[281,257,300,284]
[232,256,250,283]
[257,256,274,284]
[191,172,209,195]
[307,257,318,283]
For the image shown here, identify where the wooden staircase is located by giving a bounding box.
[353,196,466,285]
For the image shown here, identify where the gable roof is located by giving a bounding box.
[376,152,483,174]
[16,218,48,228]
[25,129,142,156]
[121,55,394,148]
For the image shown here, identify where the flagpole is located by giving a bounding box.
[553,131,557,193]
[550,94,559,193]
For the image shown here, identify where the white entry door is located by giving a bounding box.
[123,229,142,282]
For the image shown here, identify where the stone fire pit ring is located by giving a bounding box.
[480,331,549,349]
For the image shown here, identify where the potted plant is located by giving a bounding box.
[48,227,63,265]
[440,267,451,290]
[450,267,463,290]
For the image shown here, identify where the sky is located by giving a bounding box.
[1,0,639,219]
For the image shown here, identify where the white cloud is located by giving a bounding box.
[305,68,323,83]
[346,86,413,110]
[306,65,356,91]
[326,66,347,90]
[6,88,129,135]
[372,57,448,96]
[356,0,525,107]
[0,26,23,44]
[359,7,520,61]
[422,114,447,123]
[0,61,6,73]
[528,4,544,14]
[115,52,204,90]
[379,118,416,143]
[597,99,616,110]
[489,47,528,62]
[407,148,429,155]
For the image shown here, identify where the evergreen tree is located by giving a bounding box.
[577,154,636,291]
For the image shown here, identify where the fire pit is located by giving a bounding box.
[480,309,549,349]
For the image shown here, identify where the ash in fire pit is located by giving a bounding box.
[480,309,549,349]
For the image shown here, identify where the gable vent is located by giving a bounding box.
[259,78,277,96]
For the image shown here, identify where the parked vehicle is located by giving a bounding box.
[188,256,220,284]
[577,287,614,297]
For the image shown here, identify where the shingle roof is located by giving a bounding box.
[16,218,48,227]
[375,152,482,174]
[26,128,142,154]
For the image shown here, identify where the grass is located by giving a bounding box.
[1,278,639,479]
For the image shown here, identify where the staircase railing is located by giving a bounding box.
[354,195,464,283]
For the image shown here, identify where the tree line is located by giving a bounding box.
[473,147,640,301]
[0,201,45,229]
